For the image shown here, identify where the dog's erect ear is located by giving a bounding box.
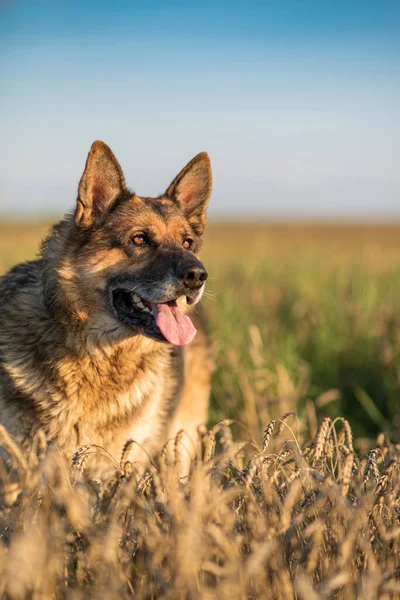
[75,141,126,229]
[165,152,212,235]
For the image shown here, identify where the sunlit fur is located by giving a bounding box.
[0,142,213,471]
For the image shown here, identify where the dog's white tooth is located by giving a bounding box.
[132,293,140,302]
[137,301,145,309]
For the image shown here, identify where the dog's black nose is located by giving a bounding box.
[179,264,208,290]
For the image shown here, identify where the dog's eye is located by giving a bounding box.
[132,234,147,246]
[183,238,193,250]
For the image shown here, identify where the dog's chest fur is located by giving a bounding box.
[53,345,180,459]
[0,266,183,462]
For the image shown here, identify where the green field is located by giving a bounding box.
[1,221,400,598]
[2,221,399,446]
[201,223,400,449]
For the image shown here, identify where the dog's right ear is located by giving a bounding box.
[75,141,126,229]
[165,152,212,236]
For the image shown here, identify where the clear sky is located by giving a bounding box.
[1,0,399,220]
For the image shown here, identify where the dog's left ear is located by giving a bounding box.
[75,141,126,229]
[165,152,212,235]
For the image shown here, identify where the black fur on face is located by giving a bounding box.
[107,241,207,342]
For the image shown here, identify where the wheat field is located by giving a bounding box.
[1,221,400,598]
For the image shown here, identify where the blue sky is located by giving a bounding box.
[1,0,399,220]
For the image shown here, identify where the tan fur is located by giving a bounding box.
[0,142,213,471]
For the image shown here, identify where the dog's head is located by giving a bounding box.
[55,141,212,347]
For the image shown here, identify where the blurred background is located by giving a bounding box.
[1,0,400,448]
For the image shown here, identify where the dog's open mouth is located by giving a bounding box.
[112,290,197,346]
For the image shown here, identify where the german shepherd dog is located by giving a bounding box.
[0,141,213,472]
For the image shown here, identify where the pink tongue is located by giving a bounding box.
[151,302,197,346]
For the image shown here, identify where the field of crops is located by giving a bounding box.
[1,221,400,598]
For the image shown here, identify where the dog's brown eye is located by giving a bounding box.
[183,238,193,250]
[132,234,147,246]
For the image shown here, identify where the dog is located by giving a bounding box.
[0,141,213,472]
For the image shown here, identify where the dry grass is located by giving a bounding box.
[1,418,400,599]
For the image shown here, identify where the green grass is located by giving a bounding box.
[200,223,400,448]
[2,221,400,448]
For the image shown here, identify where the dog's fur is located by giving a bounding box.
[0,141,213,470]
